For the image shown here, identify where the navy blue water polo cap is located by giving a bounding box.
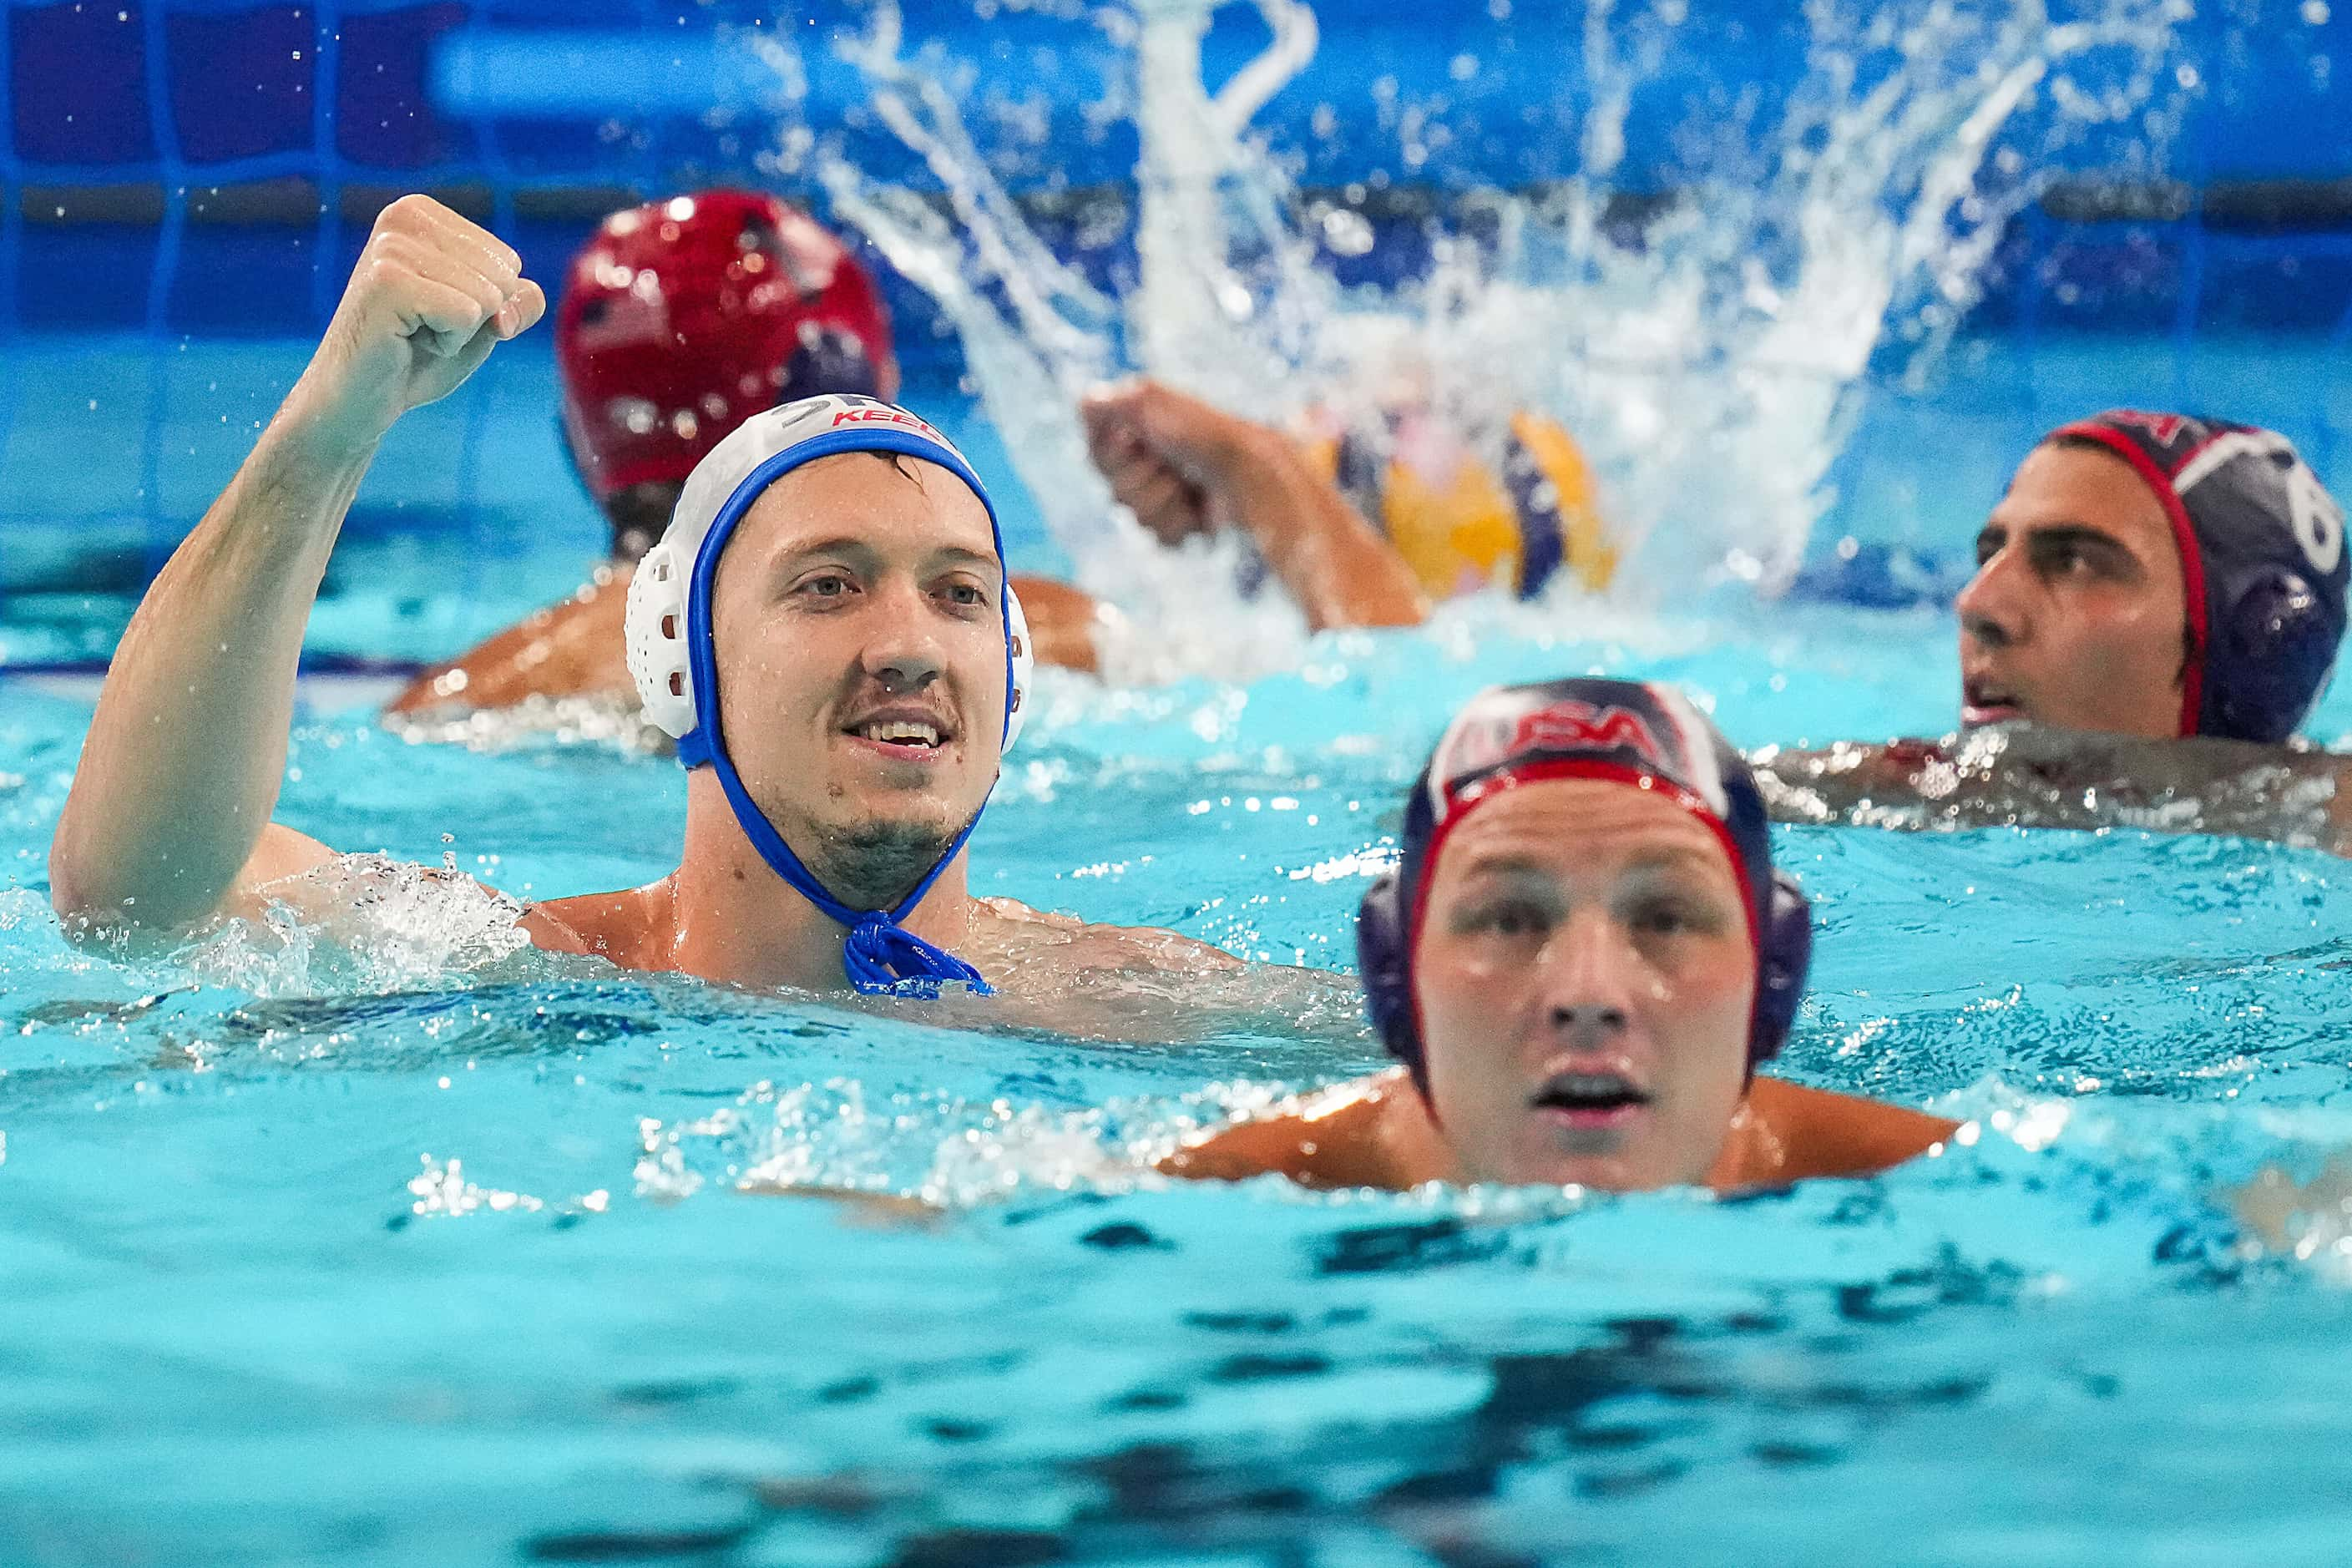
[2053,411,2348,744]
[1356,678,1812,1090]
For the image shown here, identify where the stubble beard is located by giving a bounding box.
[797,806,969,911]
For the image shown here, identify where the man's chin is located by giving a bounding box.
[814,827,965,910]
[1484,1134,1651,1194]
[822,805,966,854]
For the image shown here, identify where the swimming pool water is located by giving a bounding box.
[9,560,2352,1562]
[6,325,2350,669]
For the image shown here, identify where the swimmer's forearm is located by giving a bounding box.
[52,415,374,926]
[384,571,636,717]
[1751,746,1879,822]
[1227,432,1428,632]
[1758,733,2349,849]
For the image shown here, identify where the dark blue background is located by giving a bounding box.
[5,0,2352,345]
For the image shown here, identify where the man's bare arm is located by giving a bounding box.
[1080,380,1429,632]
[1754,725,2352,854]
[1004,574,1111,675]
[386,569,638,717]
[52,195,545,932]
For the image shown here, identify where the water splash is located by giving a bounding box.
[774,0,2183,646]
[173,852,536,999]
[635,1075,1380,1208]
[380,694,672,756]
[408,1153,612,1220]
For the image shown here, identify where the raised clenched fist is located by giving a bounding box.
[286,194,547,451]
[1080,378,1287,548]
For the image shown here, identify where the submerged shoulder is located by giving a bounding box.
[1161,1067,1443,1190]
[1728,1076,1959,1186]
[974,895,1244,974]
[530,877,675,969]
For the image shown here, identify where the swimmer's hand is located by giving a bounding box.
[1079,378,1426,630]
[1080,378,1257,546]
[286,194,546,452]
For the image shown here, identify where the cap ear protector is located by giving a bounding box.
[2051,412,2348,744]
[2210,569,2335,745]
[620,392,1029,996]
[1355,678,1812,1096]
[1357,869,1411,1060]
[1751,869,1812,1062]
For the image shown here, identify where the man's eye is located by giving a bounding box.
[2039,542,2108,579]
[1632,898,1725,938]
[1635,904,1691,936]
[1462,901,1547,938]
[946,583,988,607]
[801,574,851,598]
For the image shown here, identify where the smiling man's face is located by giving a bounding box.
[1412,778,1757,1191]
[1955,441,2191,739]
[706,452,1008,908]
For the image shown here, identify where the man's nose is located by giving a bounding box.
[1955,549,2023,652]
[1536,913,1640,1047]
[860,579,946,691]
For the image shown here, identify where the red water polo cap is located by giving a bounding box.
[555,190,899,503]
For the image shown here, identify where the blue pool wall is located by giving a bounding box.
[3,0,2351,637]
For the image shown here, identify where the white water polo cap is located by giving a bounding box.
[622,392,1034,996]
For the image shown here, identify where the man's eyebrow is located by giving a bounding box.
[775,535,883,564]
[1980,517,2136,554]
[2034,522,2127,545]
[2018,522,2139,559]
[929,544,1003,573]
[1621,843,1736,878]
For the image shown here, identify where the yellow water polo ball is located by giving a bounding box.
[1301,409,1616,600]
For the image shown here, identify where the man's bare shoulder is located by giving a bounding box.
[529,877,674,969]
[1161,1068,1447,1190]
[973,894,1244,975]
[1727,1076,1958,1186]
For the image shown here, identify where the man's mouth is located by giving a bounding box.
[1530,1070,1654,1129]
[1961,675,2026,726]
[842,706,957,758]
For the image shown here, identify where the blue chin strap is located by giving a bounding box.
[675,427,1014,997]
